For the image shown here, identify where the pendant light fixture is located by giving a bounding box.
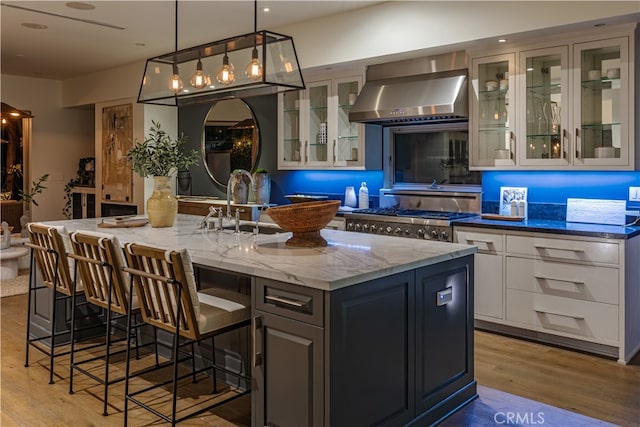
[190,56,208,89]
[138,0,305,106]
[216,45,235,85]
[245,0,263,81]
[168,0,183,93]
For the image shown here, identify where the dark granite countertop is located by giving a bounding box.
[453,217,640,240]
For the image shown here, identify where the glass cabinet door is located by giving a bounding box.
[333,76,363,167]
[519,46,569,166]
[280,90,303,164]
[306,80,330,165]
[471,53,515,168]
[574,37,629,165]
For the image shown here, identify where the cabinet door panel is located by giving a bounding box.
[474,253,504,319]
[415,261,474,415]
[253,312,324,427]
[329,271,414,427]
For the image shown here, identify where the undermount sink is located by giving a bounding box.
[221,223,284,235]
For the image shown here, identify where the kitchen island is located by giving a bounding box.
[36,214,478,426]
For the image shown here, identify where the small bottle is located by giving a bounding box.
[358,182,369,209]
[510,200,518,216]
[519,201,527,219]
[344,186,357,208]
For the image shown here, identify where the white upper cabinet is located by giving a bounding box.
[470,24,636,170]
[278,74,365,170]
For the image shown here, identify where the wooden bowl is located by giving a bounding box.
[265,200,341,247]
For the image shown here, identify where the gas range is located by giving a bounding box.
[344,187,482,242]
[345,208,478,241]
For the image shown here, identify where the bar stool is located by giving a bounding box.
[68,230,157,416]
[24,223,83,384]
[122,242,251,426]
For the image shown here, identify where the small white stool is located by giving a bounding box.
[0,246,29,280]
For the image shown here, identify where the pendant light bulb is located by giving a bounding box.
[169,63,184,93]
[190,58,208,89]
[245,47,263,80]
[216,53,235,85]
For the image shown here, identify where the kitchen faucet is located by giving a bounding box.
[226,169,255,219]
[200,206,218,231]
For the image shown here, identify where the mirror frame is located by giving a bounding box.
[201,98,261,189]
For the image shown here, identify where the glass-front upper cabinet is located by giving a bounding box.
[470,53,516,168]
[278,75,364,170]
[573,37,629,167]
[278,90,303,167]
[333,76,363,167]
[519,46,569,166]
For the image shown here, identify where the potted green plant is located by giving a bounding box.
[126,121,199,227]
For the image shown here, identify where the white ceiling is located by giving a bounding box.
[1,0,385,80]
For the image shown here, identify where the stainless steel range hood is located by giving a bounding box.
[349,51,468,125]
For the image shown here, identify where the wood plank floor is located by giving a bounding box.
[2,293,639,426]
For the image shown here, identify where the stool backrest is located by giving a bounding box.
[70,230,130,315]
[26,223,76,296]
[123,242,201,340]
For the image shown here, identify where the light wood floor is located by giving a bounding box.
[2,293,639,426]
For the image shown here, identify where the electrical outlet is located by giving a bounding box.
[629,187,640,201]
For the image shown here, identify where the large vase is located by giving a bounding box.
[147,176,177,227]
[253,172,271,205]
[231,174,249,204]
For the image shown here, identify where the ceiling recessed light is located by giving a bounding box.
[498,38,507,43]
[21,23,48,30]
[66,2,96,11]
[135,43,146,47]
[263,7,270,12]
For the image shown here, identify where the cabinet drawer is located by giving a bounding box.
[506,235,619,264]
[255,278,324,327]
[506,257,619,305]
[455,229,504,253]
[506,289,618,346]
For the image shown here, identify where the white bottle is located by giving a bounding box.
[344,186,357,208]
[358,182,369,209]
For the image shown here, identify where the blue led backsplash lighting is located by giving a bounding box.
[482,171,640,220]
[270,170,383,206]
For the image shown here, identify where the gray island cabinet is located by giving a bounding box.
[39,214,477,426]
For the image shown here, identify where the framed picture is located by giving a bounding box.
[499,187,528,216]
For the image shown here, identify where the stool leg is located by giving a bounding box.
[211,336,218,393]
[24,251,36,368]
[69,290,78,394]
[102,307,112,416]
[191,341,197,383]
[48,290,57,384]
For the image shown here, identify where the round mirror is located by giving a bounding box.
[201,98,260,188]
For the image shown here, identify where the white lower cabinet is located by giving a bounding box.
[455,226,640,364]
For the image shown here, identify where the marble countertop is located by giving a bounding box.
[454,217,640,240]
[42,214,476,291]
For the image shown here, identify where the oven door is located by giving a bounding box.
[382,122,481,188]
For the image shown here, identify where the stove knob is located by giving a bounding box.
[394,227,402,235]
[385,226,393,234]
[371,225,378,233]
[417,228,425,238]
[431,230,439,239]
[355,223,362,231]
[347,222,354,230]
[363,224,370,232]
[440,230,449,240]
[404,229,411,236]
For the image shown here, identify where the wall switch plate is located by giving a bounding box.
[629,187,640,201]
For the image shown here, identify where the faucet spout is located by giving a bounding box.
[227,169,255,218]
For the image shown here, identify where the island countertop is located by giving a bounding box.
[41,214,476,291]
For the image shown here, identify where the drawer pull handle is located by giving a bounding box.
[533,275,585,285]
[466,238,494,245]
[534,309,584,320]
[265,294,308,308]
[534,245,584,253]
